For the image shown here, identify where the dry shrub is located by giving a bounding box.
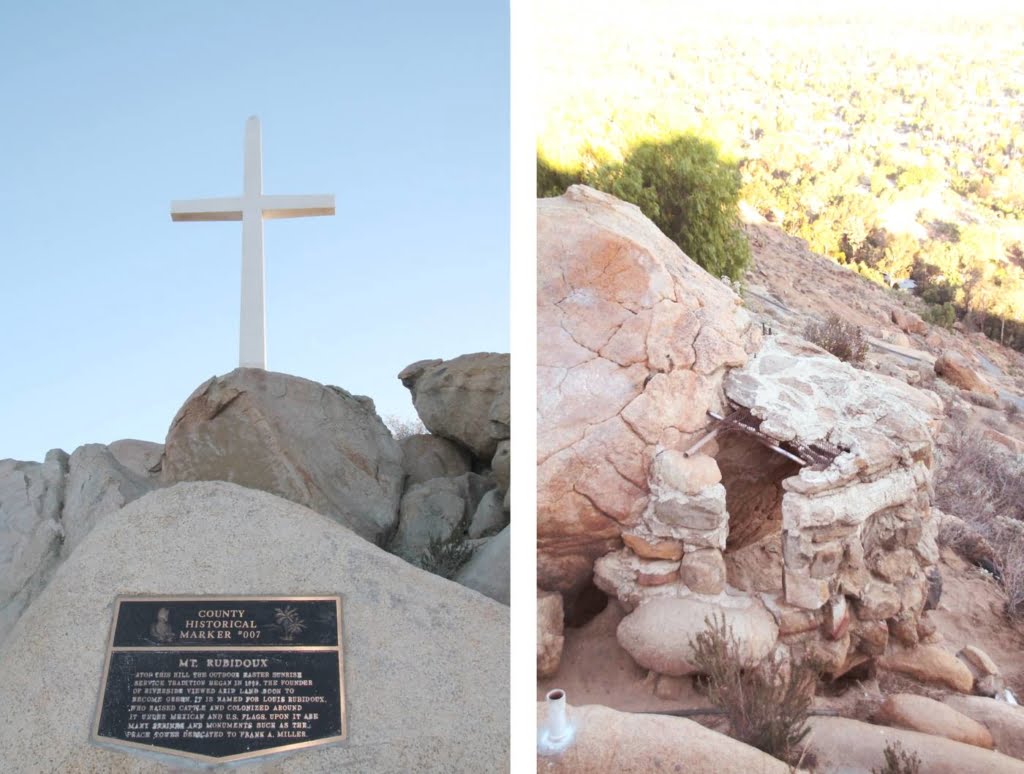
[872,741,922,774]
[935,419,1024,617]
[690,615,815,764]
[804,314,869,363]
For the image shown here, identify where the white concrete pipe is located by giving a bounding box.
[538,688,575,754]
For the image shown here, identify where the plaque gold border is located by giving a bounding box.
[91,594,347,764]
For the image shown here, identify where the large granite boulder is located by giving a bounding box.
[935,350,997,397]
[454,525,510,605]
[944,695,1024,761]
[803,716,1024,774]
[0,482,509,773]
[390,473,492,561]
[399,433,472,486]
[616,595,778,676]
[872,693,994,748]
[61,444,156,557]
[0,450,67,645]
[161,369,403,544]
[537,185,758,597]
[398,353,510,461]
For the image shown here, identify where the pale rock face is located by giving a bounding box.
[0,482,509,773]
[935,350,998,396]
[678,549,726,595]
[61,444,155,557]
[491,440,510,496]
[958,645,1000,678]
[892,308,928,335]
[621,533,684,561]
[391,473,491,560]
[804,716,1024,774]
[652,451,721,495]
[106,439,163,480]
[725,335,940,466]
[878,644,976,693]
[537,590,565,678]
[616,595,778,676]
[453,525,509,605]
[0,450,67,645]
[537,186,756,596]
[161,369,404,544]
[398,434,472,487]
[398,353,510,460]
[943,695,1024,761]
[467,489,507,539]
[872,693,995,749]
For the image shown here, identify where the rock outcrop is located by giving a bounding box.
[161,369,404,544]
[1,440,163,647]
[803,716,1024,774]
[0,482,509,773]
[537,185,758,597]
[61,444,155,556]
[399,433,472,486]
[872,693,995,748]
[0,450,68,645]
[394,354,511,601]
[398,353,509,460]
[943,695,1024,761]
[935,350,998,396]
[615,595,778,676]
[537,591,565,678]
[454,524,510,605]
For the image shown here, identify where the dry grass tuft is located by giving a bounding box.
[935,419,1024,617]
[804,314,869,363]
[689,614,816,765]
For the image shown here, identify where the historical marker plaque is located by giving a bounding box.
[93,596,346,763]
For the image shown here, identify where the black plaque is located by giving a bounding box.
[93,596,347,763]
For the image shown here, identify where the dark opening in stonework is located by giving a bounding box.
[715,431,802,553]
[565,578,610,628]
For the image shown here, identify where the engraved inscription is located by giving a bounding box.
[94,596,346,762]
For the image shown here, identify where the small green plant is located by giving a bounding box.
[922,301,957,329]
[690,615,815,765]
[872,741,922,774]
[803,314,869,363]
[417,533,474,580]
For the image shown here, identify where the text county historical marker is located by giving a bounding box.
[93,596,346,763]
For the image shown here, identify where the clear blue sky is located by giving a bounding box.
[0,1,509,462]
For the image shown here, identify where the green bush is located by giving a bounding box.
[922,301,957,328]
[581,134,751,280]
[536,134,753,280]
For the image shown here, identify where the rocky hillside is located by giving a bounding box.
[0,353,510,648]
[537,186,1024,772]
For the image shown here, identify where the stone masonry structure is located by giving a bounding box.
[539,186,946,681]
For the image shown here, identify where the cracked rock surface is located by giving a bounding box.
[161,368,404,544]
[537,185,759,596]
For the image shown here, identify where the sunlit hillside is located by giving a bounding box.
[537,3,1024,349]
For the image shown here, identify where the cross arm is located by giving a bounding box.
[260,194,335,220]
[170,197,245,222]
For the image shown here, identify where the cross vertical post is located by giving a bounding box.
[170,116,335,370]
[240,117,266,368]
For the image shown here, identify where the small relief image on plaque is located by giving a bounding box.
[93,595,346,763]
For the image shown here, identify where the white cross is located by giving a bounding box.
[171,116,335,369]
